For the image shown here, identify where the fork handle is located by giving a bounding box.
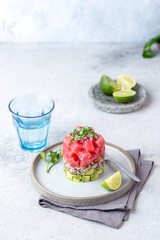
[105,158,140,182]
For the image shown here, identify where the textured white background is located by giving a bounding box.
[0,0,160,43]
[0,0,160,239]
[0,43,160,239]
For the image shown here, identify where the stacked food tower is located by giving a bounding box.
[62,126,105,182]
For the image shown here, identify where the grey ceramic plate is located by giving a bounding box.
[88,83,147,113]
[31,142,135,206]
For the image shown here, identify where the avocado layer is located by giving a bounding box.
[82,175,90,182]
[65,166,104,182]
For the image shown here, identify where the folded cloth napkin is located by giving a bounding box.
[39,149,154,229]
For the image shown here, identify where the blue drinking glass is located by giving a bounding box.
[8,94,55,152]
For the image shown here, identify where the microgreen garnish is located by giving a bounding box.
[70,126,98,142]
[40,148,63,173]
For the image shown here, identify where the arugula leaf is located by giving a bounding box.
[40,147,63,173]
[40,152,46,162]
[143,34,160,58]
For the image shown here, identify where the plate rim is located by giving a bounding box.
[31,142,135,206]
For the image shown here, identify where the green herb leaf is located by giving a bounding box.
[143,49,154,58]
[40,152,46,162]
[143,34,160,58]
[41,147,63,173]
[70,126,98,142]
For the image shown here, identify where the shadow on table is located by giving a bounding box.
[139,89,152,111]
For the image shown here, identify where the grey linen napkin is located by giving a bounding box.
[39,149,154,229]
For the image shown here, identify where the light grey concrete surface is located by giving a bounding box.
[0,0,160,43]
[0,43,160,239]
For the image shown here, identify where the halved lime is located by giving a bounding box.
[101,171,122,191]
[113,90,136,103]
[99,75,119,95]
[117,75,136,90]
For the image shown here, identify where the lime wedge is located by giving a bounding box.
[117,75,136,90]
[101,171,122,191]
[113,90,136,103]
[99,75,119,95]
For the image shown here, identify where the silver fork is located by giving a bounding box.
[105,154,140,182]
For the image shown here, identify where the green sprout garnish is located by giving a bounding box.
[40,147,63,173]
[143,34,160,58]
[70,126,98,142]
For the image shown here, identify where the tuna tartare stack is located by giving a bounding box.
[62,126,105,182]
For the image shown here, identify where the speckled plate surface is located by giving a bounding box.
[88,83,147,113]
[31,142,135,206]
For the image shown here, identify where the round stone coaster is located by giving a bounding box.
[88,83,147,114]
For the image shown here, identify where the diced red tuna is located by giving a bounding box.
[94,135,105,148]
[100,145,105,158]
[78,149,91,162]
[63,134,72,147]
[83,139,95,152]
[62,141,71,151]
[93,155,101,163]
[90,152,98,161]
[63,127,105,168]
[75,126,83,130]
[64,154,80,168]
[63,147,75,159]
[70,141,83,154]
[93,146,99,155]
[80,158,92,168]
